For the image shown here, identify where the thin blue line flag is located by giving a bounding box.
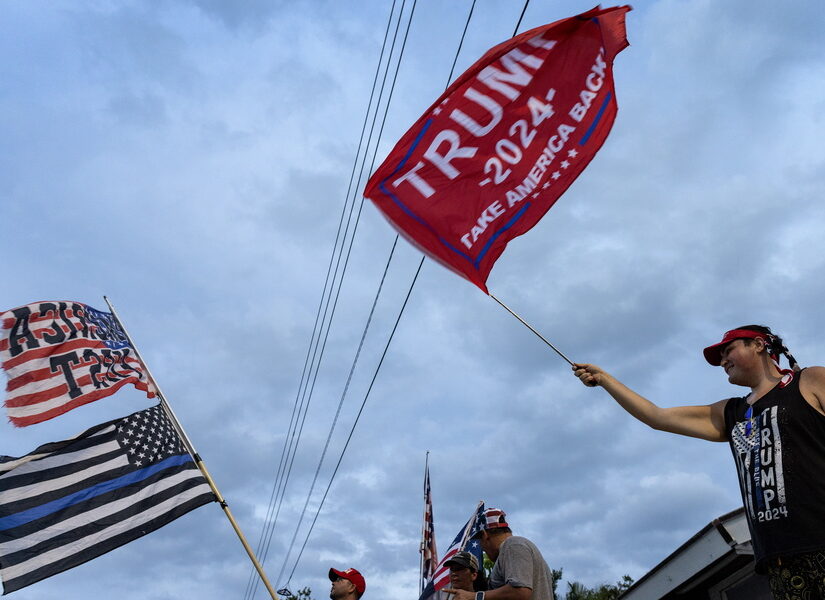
[0,404,214,594]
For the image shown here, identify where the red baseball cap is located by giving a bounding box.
[329,568,366,596]
[702,328,771,366]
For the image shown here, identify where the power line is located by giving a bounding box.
[513,0,530,36]
[274,0,422,585]
[446,0,477,87]
[259,0,413,581]
[276,236,400,587]
[281,0,488,584]
[270,0,533,589]
[243,2,402,598]
[284,256,425,586]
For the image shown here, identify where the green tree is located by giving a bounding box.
[563,574,634,600]
[551,568,563,596]
[483,552,494,576]
[566,581,590,600]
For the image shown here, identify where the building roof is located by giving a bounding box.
[620,507,754,600]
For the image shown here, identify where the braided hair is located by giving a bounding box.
[736,325,800,372]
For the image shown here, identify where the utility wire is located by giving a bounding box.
[266,0,414,538]
[258,0,412,588]
[244,2,400,598]
[276,0,532,588]
[281,0,489,584]
[285,257,425,586]
[513,0,530,36]
[275,236,400,587]
[446,0,476,87]
[274,0,420,587]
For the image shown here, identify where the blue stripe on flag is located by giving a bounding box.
[579,91,612,145]
[0,454,193,531]
[384,119,432,176]
[473,203,530,267]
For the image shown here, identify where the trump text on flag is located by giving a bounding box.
[365,6,630,292]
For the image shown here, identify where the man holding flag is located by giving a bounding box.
[445,508,555,600]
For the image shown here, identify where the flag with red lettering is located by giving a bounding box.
[0,301,155,427]
[364,6,631,292]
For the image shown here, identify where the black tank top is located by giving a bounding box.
[724,369,825,571]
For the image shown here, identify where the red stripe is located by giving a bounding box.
[432,549,458,589]
[6,353,142,392]
[6,367,149,407]
[7,377,155,427]
[8,364,75,392]
[433,573,451,591]
[2,339,109,370]
[1,305,84,329]
[0,306,88,352]
[6,381,68,406]
[5,374,92,407]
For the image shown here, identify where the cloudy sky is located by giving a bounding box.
[2,0,824,598]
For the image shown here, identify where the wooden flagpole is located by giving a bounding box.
[103,297,280,600]
[488,293,574,366]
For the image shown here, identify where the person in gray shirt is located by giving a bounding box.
[445,508,555,600]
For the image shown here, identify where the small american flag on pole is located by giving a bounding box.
[0,301,155,427]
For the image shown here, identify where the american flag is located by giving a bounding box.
[0,404,214,594]
[418,502,485,600]
[0,301,156,427]
[420,466,438,594]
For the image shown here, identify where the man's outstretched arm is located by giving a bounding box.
[572,363,728,442]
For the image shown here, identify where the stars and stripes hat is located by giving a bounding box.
[329,567,366,595]
[480,507,509,530]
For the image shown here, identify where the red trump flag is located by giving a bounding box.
[364,6,630,292]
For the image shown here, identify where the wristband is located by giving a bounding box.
[475,592,485,600]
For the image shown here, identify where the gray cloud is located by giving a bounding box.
[1,0,823,598]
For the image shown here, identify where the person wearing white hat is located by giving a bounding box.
[446,508,554,600]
